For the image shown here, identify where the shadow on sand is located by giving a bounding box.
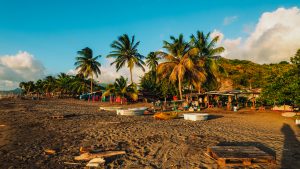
[208,115,224,120]
[281,123,300,169]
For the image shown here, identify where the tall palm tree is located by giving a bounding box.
[190,31,225,91]
[75,47,101,94]
[102,76,138,104]
[107,34,145,84]
[157,34,204,99]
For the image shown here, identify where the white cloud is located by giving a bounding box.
[70,58,147,84]
[0,51,45,90]
[223,16,238,25]
[219,7,300,64]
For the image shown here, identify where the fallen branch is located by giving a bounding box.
[64,162,81,165]
[74,151,126,161]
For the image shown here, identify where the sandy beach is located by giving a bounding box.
[0,98,299,168]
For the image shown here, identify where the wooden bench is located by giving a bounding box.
[207,146,275,167]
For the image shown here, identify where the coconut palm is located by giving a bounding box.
[102,76,138,104]
[157,34,205,99]
[75,47,101,94]
[146,52,160,71]
[107,34,145,84]
[56,73,72,96]
[43,76,56,97]
[71,74,90,94]
[190,31,225,91]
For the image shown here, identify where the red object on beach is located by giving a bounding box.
[115,96,121,103]
[173,96,178,101]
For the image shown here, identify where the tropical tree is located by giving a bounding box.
[157,34,204,99]
[75,47,101,94]
[19,81,35,95]
[146,52,160,71]
[43,76,56,97]
[102,76,138,104]
[55,73,72,97]
[71,74,91,95]
[190,31,225,91]
[107,34,145,84]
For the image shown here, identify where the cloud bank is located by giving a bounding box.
[68,58,147,84]
[0,51,45,90]
[216,7,300,64]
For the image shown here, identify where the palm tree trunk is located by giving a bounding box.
[178,76,183,100]
[130,67,133,84]
[90,74,93,94]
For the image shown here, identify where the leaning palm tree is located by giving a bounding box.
[107,34,145,84]
[157,34,205,100]
[75,47,101,94]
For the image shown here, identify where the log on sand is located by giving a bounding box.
[74,151,126,161]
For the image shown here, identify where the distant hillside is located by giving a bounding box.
[218,58,292,90]
[0,88,22,95]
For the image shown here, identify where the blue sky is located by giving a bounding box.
[0,0,300,90]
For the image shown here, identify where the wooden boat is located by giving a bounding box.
[153,112,179,120]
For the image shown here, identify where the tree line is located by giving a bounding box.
[19,31,224,100]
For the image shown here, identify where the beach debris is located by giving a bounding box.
[206,146,276,167]
[51,113,76,119]
[74,151,126,161]
[44,149,56,155]
[63,162,81,165]
[86,158,105,167]
[153,112,179,120]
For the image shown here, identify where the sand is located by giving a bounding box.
[0,98,299,168]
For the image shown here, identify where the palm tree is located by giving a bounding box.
[157,34,204,100]
[56,73,72,97]
[75,47,101,94]
[102,76,138,104]
[43,76,56,97]
[190,31,225,91]
[107,34,145,84]
[71,74,90,95]
[146,52,160,71]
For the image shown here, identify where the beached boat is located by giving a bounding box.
[116,107,148,116]
[153,112,179,120]
[99,107,122,111]
[183,113,209,121]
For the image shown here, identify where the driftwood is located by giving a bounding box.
[74,151,126,161]
[86,158,105,167]
[63,162,81,165]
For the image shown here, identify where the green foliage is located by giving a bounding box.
[259,49,300,106]
[107,34,145,83]
[102,76,138,101]
[140,71,177,100]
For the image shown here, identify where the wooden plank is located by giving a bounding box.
[74,151,126,161]
[207,146,276,166]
